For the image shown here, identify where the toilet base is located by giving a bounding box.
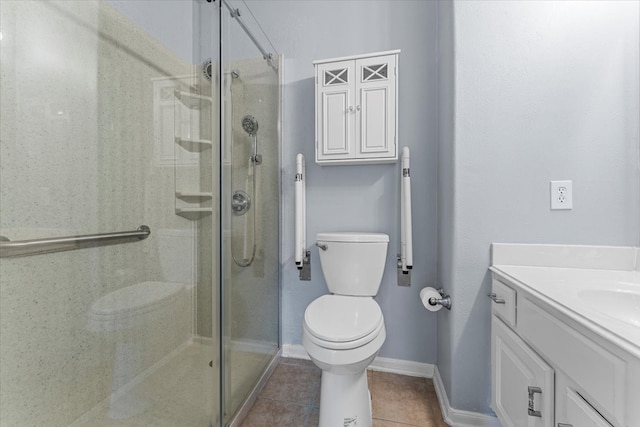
[318,370,372,427]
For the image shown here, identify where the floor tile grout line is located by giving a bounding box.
[372,418,426,427]
[301,404,312,427]
[252,395,310,408]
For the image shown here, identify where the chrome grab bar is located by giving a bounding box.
[0,225,150,258]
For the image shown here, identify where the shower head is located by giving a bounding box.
[241,115,259,136]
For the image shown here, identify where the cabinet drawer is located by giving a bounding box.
[519,296,627,426]
[491,278,516,327]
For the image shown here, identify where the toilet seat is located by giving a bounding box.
[304,295,384,350]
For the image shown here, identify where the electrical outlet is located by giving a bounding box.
[550,180,573,210]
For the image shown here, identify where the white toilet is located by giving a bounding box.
[88,228,194,419]
[302,232,389,427]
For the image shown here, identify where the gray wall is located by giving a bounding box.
[107,0,193,63]
[436,0,456,401]
[245,0,440,363]
[438,0,640,414]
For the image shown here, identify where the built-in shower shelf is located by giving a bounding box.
[175,137,212,152]
[175,208,213,220]
[175,192,213,203]
[174,90,212,109]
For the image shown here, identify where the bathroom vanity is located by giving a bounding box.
[489,244,640,427]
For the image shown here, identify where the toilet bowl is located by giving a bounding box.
[302,232,389,427]
[87,228,194,419]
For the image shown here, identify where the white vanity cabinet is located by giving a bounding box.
[489,272,638,427]
[492,316,554,427]
[314,50,399,165]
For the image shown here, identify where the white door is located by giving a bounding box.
[492,318,554,427]
[355,54,396,159]
[316,60,355,162]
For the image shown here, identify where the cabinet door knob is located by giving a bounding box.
[356,105,361,111]
[488,293,506,304]
[348,106,354,112]
[527,386,542,417]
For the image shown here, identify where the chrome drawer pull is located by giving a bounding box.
[528,386,542,417]
[488,293,506,304]
[558,424,573,427]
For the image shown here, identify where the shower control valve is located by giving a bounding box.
[252,154,263,165]
[231,190,251,216]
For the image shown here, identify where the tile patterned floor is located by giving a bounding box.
[239,358,450,427]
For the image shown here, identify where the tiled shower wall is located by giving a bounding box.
[0,1,198,424]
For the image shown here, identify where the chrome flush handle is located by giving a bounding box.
[528,386,542,417]
[316,242,328,251]
[488,293,506,304]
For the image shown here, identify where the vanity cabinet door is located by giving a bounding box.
[492,317,554,427]
[557,387,612,427]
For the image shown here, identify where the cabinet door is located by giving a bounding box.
[316,60,355,162]
[492,317,554,427]
[355,54,396,160]
[557,387,612,427]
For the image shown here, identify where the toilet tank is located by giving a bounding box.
[316,232,389,296]
[157,229,194,284]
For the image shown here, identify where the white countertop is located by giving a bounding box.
[491,265,640,357]
[490,243,640,358]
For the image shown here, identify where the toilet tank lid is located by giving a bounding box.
[316,232,389,243]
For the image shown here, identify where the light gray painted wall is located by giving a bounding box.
[438,0,640,414]
[107,0,194,62]
[244,0,440,362]
[436,0,456,401]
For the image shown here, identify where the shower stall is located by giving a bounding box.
[0,0,281,425]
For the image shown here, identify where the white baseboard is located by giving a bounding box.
[432,366,502,427]
[281,343,310,360]
[230,338,277,355]
[369,356,434,378]
[282,344,501,427]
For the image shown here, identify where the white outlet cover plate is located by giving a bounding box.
[550,180,573,210]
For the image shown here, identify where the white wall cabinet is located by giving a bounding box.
[314,50,399,165]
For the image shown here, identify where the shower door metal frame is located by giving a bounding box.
[217,1,283,424]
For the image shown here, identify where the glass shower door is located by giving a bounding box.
[220,0,282,423]
[0,1,217,425]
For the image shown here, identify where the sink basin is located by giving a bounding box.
[578,289,640,327]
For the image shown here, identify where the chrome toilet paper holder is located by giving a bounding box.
[428,288,452,310]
